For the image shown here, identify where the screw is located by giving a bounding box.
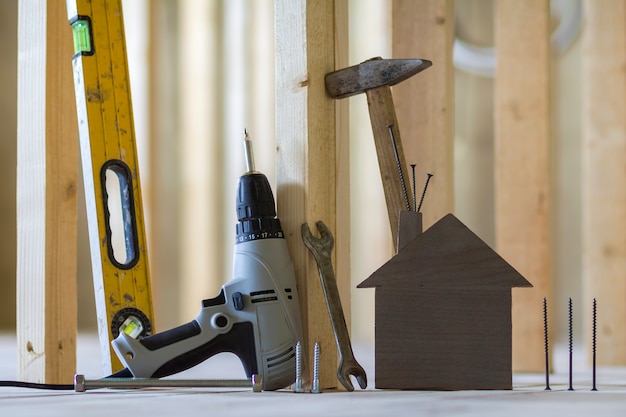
[293,341,305,393]
[311,342,321,393]
[410,164,417,212]
[387,125,411,212]
[543,297,550,391]
[568,297,574,391]
[592,298,598,391]
[417,173,433,213]
[74,374,262,392]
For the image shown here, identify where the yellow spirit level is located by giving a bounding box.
[66,0,155,374]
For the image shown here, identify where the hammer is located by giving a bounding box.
[325,57,431,250]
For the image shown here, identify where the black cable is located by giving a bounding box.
[0,380,73,390]
[0,368,132,390]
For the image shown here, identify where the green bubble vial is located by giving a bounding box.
[72,19,92,55]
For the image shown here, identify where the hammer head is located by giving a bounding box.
[325,57,432,99]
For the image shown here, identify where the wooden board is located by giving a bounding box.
[275,0,348,390]
[494,0,551,372]
[581,0,626,365]
[16,0,78,383]
[391,0,455,229]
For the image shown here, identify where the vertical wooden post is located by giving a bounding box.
[275,0,348,389]
[392,0,455,228]
[16,0,78,383]
[582,0,626,365]
[494,0,551,372]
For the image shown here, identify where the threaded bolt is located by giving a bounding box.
[311,342,321,393]
[293,341,305,393]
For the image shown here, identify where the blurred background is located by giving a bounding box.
[0,0,583,354]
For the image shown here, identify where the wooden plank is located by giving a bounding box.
[494,0,551,372]
[275,0,345,390]
[16,0,78,383]
[581,0,626,365]
[0,1,17,329]
[334,0,351,336]
[392,0,455,229]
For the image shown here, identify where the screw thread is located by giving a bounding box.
[592,298,598,391]
[543,297,550,390]
[411,164,417,212]
[568,297,574,391]
[293,341,304,392]
[311,342,321,393]
[417,173,433,213]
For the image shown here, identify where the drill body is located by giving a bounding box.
[112,156,303,391]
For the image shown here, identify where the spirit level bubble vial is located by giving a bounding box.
[66,0,155,374]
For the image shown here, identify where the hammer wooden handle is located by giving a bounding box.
[366,85,412,249]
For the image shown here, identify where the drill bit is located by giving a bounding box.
[243,129,256,172]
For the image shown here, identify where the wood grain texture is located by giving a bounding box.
[275,0,344,390]
[391,0,455,229]
[359,214,531,390]
[365,86,413,249]
[333,0,351,334]
[16,0,78,383]
[581,0,626,365]
[494,0,551,372]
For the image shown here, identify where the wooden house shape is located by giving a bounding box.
[358,213,532,390]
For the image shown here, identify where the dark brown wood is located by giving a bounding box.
[397,211,422,252]
[358,213,532,390]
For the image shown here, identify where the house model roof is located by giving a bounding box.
[358,213,533,290]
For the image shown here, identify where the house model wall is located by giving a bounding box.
[358,213,532,390]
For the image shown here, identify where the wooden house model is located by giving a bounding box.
[358,213,532,390]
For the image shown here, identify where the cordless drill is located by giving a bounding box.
[111,132,304,391]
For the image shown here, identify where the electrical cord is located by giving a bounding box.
[0,368,132,390]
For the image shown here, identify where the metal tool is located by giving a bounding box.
[74,374,262,392]
[293,341,305,393]
[301,221,367,391]
[111,132,304,391]
[325,57,431,250]
[67,0,155,373]
[311,342,321,394]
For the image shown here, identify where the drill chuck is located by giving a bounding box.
[235,172,284,243]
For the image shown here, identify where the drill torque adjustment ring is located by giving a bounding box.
[235,132,285,243]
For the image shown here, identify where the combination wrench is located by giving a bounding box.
[301,220,367,391]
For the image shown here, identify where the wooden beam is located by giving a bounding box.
[392,0,455,228]
[494,0,551,372]
[16,0,78,383]
[582,0,626,365]
[275,0,348,390]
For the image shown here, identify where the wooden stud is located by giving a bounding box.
[494,0,551,372]
[275,0,347,389]
[392,0,455,228]
[16,0,78,383]
[333,0,351,331]
[582,0,626,365]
